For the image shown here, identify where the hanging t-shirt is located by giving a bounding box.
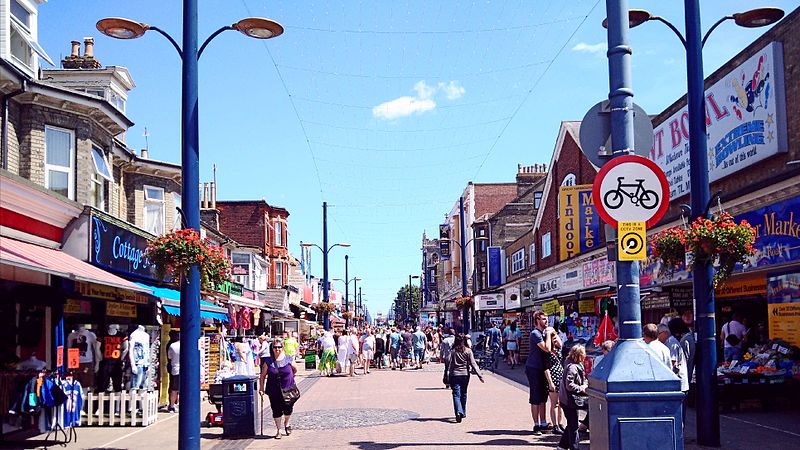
[228,304,239,329]
[240,307,252,330]
[99,332,127,361]
[67,329,97,364]
[129,328,151,368]
[61,379,83,427]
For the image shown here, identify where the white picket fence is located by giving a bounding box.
[83,391,159,426]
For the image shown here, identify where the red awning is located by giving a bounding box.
[0,237,150,293]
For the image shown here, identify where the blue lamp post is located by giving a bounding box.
[302,202,351,331]
[616,5,784,446]
[96,4,282,449]
[333,260,362,328]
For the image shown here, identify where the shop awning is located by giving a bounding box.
[228,293,265,309]
[135,283,229,322]
[0,237,150,293]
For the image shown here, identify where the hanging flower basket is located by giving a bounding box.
[455,296,474,308]
[313,302,336,314]
[688,213,756,287]
[650,226,687,274]
[145,228,231,290]
[650,213,756,288]
[341,311,354,319]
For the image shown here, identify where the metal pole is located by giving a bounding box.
[178,0,200,448]
[685,0,719,445]
[606,0,641,341]
[459,196,468,333]
[353,276,358,326]
[409,274,413,324]
[344,255,349,328]
[359,287,362,326]
[323,201,330,330]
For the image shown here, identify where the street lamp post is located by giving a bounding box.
[302,204,351,331]
[333,275,361,328]
[408,274,420,324]
[96,5,282,449]
[613,6,784,446]
[440,234,487,333]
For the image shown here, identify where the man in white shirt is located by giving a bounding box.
[166,331,180,413]
[720,312,746,362]
[658,324,689,393]
[643,323,672,368]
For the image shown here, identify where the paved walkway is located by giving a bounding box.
[7,361,800,449]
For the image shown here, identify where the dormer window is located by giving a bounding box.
[8,0,53,71]
[10,0,30,29]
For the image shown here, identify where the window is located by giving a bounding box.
[541,232,552,258]
[275,261,284,287]
[561,173,576,186]
[90,145,112,210]
[11,1,31,30]
[8,2,53,70]
[143,185,165,235]
[44,126,75,199]
[110,91,126,113]
[172,192,182,230]
[529,244,536,267]
[511,248,525,273]
[534,191,543,209]
[275,221,283,246]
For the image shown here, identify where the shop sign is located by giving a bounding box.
[559,185,600,259]
[505,286,521,310]
[90,213,160,281]
[475,293,504,311]
[56,346,63,368]
[216,280,244,297]
[74,281,148,304]
[538,276,560,296]
[578,300,595,314]
[542,300,560,316]
[67,348,80,369]
[767,273,800,346]
[439,224,451,260]
[64,298,92,315]
[562,268,583,292]
[520,280,536,308]
[670,287,694,310]
[715,276,766,298]
[106,301,137,318]
[583,256,615,288]
[487,246,503,288]
[650,41,787,199]
[641,294,670,310]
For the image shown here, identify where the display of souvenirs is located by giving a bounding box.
[718,339,798,383]
[565,313,599,342]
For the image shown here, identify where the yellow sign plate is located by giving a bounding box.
[542,300,560,316]
[618,221,647,261]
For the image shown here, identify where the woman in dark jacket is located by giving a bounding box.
[444,334,484,422]
[558,344,588,450]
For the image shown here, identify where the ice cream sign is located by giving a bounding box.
[649,41,788,199]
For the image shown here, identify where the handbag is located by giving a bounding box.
[281,384,301,405]
[725,323,741,346]
[571,393,589,409]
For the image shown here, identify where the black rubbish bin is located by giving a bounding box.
[222,375,259,436]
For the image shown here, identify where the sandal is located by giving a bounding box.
[285,425,292,436]
[274,430,282,439]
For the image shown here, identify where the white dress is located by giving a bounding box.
[234,342,255,376]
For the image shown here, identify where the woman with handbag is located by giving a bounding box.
[558,344,588,450]
[259,340,299,439]
[444,334,484,423]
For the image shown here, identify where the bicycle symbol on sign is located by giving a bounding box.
[603,177,659,210]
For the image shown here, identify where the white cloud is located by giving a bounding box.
[439,81,465,100]
[373,80,465,120]
[372,96,436,120]
[571,42,608,55]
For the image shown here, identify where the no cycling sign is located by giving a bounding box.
[592,154,670,228]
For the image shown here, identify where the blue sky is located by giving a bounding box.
[39,1,798,317]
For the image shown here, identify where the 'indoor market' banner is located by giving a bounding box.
[559,184,599,260]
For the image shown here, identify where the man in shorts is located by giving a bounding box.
[412,326,427,369]
[526,310,552,435]
[400,326,414,370]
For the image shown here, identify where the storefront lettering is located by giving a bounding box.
[112,235,149,270]
[91,213,162,281]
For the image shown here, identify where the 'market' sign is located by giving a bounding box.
[649,41,787,199]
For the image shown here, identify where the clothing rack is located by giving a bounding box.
[43,374,78,447]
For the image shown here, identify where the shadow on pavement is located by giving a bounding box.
[350,438,531,448]
[414,387,447,391]
[409,417,453,423]
[469,429,537,436]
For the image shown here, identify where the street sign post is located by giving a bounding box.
[578,100,654,168]
[592,154,670,228]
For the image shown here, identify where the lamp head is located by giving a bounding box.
[475,236,488,241]
[337,243,352,248]
[601,9,653,29]
[355,277,363,281]
[411,275,420,279]
[301,242,316,247]
[96,18,150,39]
[733,8,784,28]
[232,18,284,39]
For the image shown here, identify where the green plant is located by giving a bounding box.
[688,212,756,287]
[313,302,336,314]
[145,228,231,290]
[650,226,687,273]
[455,296,474,307]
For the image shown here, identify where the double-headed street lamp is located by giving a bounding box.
[333,254,362,328]
[302,202,351,332]
[440,232,487,333]
[96,5,282,449]
[604,5,783,447]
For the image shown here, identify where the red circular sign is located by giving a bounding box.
[592,155,670,228]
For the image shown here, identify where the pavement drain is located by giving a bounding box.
[290,408,419,430]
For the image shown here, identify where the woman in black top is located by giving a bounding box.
[374,332,386,369]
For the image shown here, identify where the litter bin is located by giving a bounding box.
[222,375,259,436]
[304,350,317,370]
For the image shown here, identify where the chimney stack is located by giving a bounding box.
[83,37,95,58]
[516,162,548,196]
[140,148,148,159]
[70,40,80,57]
